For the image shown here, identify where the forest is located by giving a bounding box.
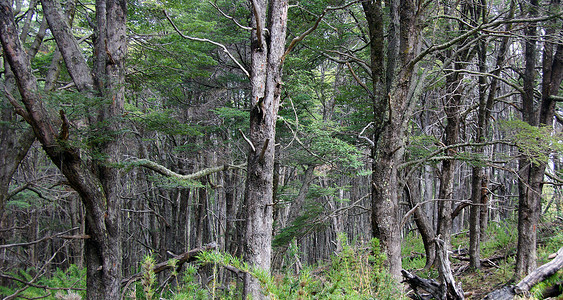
[0,0,562,298]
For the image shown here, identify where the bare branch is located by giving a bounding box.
[400,139,513,170]
[209,1,252,30]
[281,118,326,163]
[122,209,170,227]
[443,68,524,94]
[132,158,246,181]
[239,128,256,152]
[326,49,372,76]
[346,62,373,97]
[163,10,250,78]
[0,227,80,249]
[250,0,264,49]
[408,12,563,69]
[358,122,375,147]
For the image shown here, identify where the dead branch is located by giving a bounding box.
[239,128,256,152]
[209,1,252,31]
[358,122,375,147]
[346,62,373,98]
[483,246,563,299]
[250,0,264,50]
[121,242,218,286]
[0,227,80,249]
[514,246,563,294]
[402,237,464,300]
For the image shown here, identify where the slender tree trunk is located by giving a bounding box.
[516,0,539,277]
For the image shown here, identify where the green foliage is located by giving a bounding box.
[126,106,203,137]
[406,134,441,162]
[0,265,86,299]
[272,202,326,248]
[196,235,404,299]
[401,232,428,272]
[171,265,210,299]
[6,189,37,209]
[500,120,563,165]
[543,229,563,255]
[482,221,518,258]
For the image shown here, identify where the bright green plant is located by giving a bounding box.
[194,236,404,299]
[401,232,428,271]
[141,253,157,300]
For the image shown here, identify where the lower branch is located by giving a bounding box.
[131,158,245,181]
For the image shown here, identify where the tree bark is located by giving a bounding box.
[364,0,425,279]
[244,0,288,298]
[516,0,562,278]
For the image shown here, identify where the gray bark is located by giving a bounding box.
[244,0,288,298]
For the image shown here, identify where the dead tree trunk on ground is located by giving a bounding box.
[484,246,563,300]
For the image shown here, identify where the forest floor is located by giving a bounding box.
[411,218,563,299]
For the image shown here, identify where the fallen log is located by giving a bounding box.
[483,246,563,300]
[121,242,217,286]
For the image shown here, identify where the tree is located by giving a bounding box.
[516,0,563,277]
[0,0,127,297]
[243,0,288,297]
[362,0,428,278]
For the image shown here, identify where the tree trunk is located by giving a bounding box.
[364,0,424,279]
[244,0,288,298]
[0,0,127,297]
[514,0,563,277]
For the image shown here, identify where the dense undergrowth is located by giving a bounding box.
[2,219,562,299]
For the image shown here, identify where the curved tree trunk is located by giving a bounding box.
[0,0,127,297]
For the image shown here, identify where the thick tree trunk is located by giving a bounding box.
[364,0,424,279]
[515,0,563,278]
[244,0,288,298]
[0,0,127,297]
